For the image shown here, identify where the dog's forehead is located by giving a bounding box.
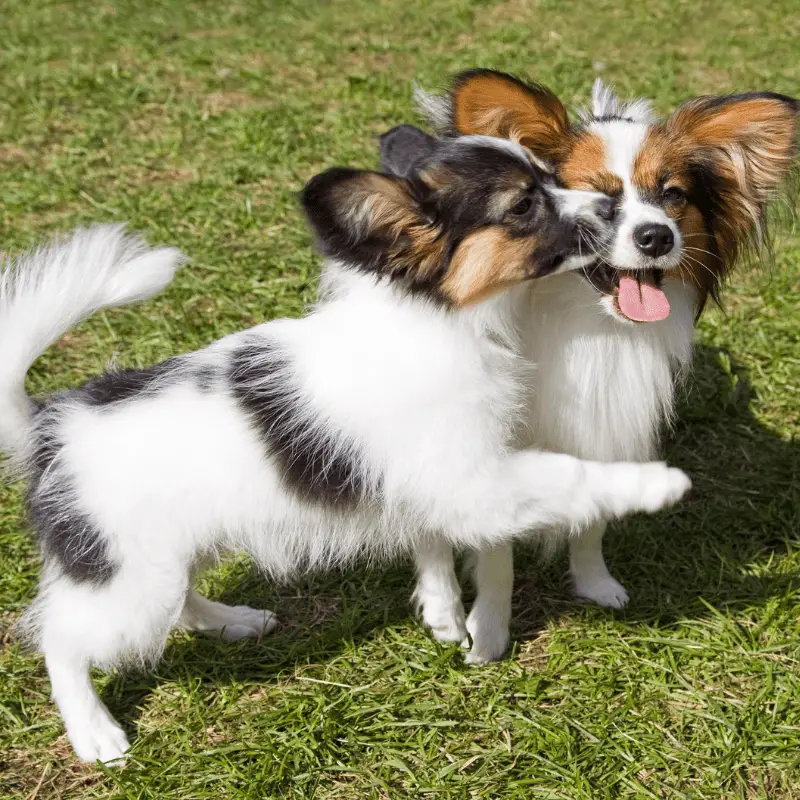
[589,119,650,181]
[432,135,536,190]
[560,120,675,196]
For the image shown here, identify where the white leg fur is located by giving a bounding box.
[45,647,130,764]
[436,453,689,548]
[413,540,467,643]
[32,555,192,764]
[569,521,629,608]
[463,544,513,664]
[178,590,278,642]
[415,458,688,662]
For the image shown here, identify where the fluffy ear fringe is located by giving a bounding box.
[669,93,799,313]
[415,70,569,160]
[673,93,798,268]
[416,72,659,132]
[301,167,448,289]
[413,82,452,134]
[303,169,409,255]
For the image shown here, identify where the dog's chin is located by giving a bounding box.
[582,261,674,325]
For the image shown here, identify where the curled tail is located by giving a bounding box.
[0,224,185,456]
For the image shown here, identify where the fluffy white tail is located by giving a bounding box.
[0,224,185,455]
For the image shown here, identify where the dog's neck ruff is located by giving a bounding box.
[523,273,696,461]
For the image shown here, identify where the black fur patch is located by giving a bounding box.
[194,364,218,392]
[28,494,117,583]
[591,114,638,124]
[22,356,187,584]
[229,341,368,505]
[698,91,798,113]
[77,357,185,406]
[27,406,118,584]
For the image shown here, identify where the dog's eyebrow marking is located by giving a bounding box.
[229,340,372,506]
[558,130,624,195]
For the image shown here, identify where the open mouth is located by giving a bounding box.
[583,263,671,322]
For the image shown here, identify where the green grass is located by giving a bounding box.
[1,0,798,797]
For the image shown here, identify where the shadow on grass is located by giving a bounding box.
[511,343,799,639]
[101,343,799,731]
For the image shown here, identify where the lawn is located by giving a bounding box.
[1,0,798,797]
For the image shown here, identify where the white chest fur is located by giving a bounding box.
[522,273,696,461]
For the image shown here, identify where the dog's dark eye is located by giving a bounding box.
[662,186,686,205]
[508,196,533,216]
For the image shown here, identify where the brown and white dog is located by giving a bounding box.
[410,70,798,663]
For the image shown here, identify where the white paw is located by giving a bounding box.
[461,612,510,665]
[637,464,692,513]
[422,603,468,644]
[67,706,130,764]
[573,573,629,608]
[217,605,279,642]
[603,462,691,517]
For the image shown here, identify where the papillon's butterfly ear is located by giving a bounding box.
[449,69,569,160]
[301,167,442,281]
[379,125,439,179]
[666,92,798,253]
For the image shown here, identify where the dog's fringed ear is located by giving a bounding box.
[450,69,569,160]
[666,92,798,256]
[302,167,441,278]
[379,125,439,179]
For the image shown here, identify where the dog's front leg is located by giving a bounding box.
[569,520,629,608]
[462,544,514,664]
[413,539,467,644]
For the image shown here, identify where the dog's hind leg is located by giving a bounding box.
[44,644,131,764]
[32,557,191,763]
[177,590,278,642]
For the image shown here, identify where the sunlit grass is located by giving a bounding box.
[1,1,798,797]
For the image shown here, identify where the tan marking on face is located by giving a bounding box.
[452,72,569,160]
[489,180,534,218]
[441,227,535,306]
[630,131,726,307]
[661,185,691,219]
[558,131,623,195]
[631,129,685,193]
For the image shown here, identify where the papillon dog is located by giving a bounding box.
[0,131,691,762]
[411,71,798,663]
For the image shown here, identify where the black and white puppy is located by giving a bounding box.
[0,130,690,763]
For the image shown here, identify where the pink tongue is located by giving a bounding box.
[617,276,670,322]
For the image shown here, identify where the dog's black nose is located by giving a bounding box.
[595,196,617,222]
[633,224,674,258]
